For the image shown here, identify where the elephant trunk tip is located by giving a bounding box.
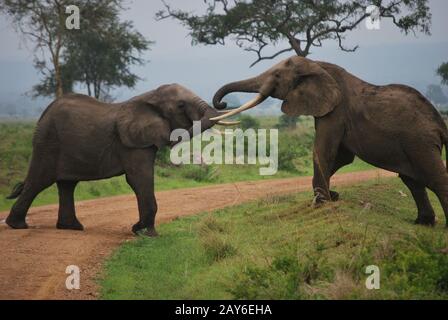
[214,101,228,110]
[212,90,229,110]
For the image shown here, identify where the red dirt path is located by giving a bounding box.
[0,169,394,300]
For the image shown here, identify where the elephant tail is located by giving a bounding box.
[444,134,448,173]
[443,129,448,173]
[6,182,24,200]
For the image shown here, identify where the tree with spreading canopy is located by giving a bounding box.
[0,0,80,97]
[34,3,151,100]
[0,0,151,100]
[157,0,431,67]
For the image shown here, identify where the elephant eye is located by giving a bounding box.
[177,101,186,109]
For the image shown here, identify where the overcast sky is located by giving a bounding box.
[0,0,447,106]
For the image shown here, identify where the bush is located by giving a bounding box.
[156,146,172,167]
[276,114,298,129]
[277,133,312,172]
[238,115,260,130]
[88,185,101,197]
[198,215,236,262]
[181,164,219,182]
[229,246,331,299]
[382,233,448,297]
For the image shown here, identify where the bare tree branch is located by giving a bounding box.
[249,47,294,67]
[157,0,432,66]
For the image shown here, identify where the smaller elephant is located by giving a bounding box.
[6,84,231,236]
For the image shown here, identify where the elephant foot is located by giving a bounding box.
[414,214,436,227]
[312,195,329,208]
[57,219,84,231]
[312,188,332,208]
[132,222,159,237]
[142,228,159,237]
[5,216,28,229]
[330,190,340,202]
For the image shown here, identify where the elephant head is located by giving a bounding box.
[117,84,234,149]
[211,56,342,120]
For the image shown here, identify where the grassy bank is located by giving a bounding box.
[100,178,448,300]
[0,119,372,211]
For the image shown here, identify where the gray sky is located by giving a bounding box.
[0,0,447,107]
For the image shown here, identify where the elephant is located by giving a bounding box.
[5,84,233,236]
[211,56,448,227]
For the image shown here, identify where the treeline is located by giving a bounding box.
[0,0,150,101]
[0,0,442,104]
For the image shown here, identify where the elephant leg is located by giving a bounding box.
[56,181,83,230]
[399,175,436,226]
[331,145,355,176]
[434,187,448,228]
[424,170,448,228]
[312,120,344,206]
[6,182,50,229]
[327,146,356,202]
[6,162,56,229]
[405,148,448,227]
[123,148,158,237]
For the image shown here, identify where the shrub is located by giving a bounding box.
[382,233,448,297]
[181,164,219,182]
[198,215,236,262]
[276,114,298,129]
[229,245,331,299]
[277,133,312,172]
[201,235,236,262]
[156,146,172,167]
[88,185,101,197]
[238,115,260,130]
[156,167,172,178]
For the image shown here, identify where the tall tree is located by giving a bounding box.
[437,62,448,86]
[157,0,431,67]
[35,2,151,100]
[1,0,150,100]
[0,0,74,97]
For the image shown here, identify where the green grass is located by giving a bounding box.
[100,177,448,300]
[0,119,373,212]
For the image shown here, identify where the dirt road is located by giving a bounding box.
[0,169,394,300]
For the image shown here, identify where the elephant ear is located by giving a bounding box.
[117,100,171,149]
[281,61,342,117]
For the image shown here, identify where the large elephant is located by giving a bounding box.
[5,84,230,236]
[212,56,448,227]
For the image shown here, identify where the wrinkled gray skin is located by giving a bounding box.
[6,84,219,236]
[214,56,448,227]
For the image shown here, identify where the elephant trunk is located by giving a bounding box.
[192,95,220,133]
[213,75,263,110]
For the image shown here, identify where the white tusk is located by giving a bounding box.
[217,120,241,126]
[211,128,233,135]
[210,94,266,121]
